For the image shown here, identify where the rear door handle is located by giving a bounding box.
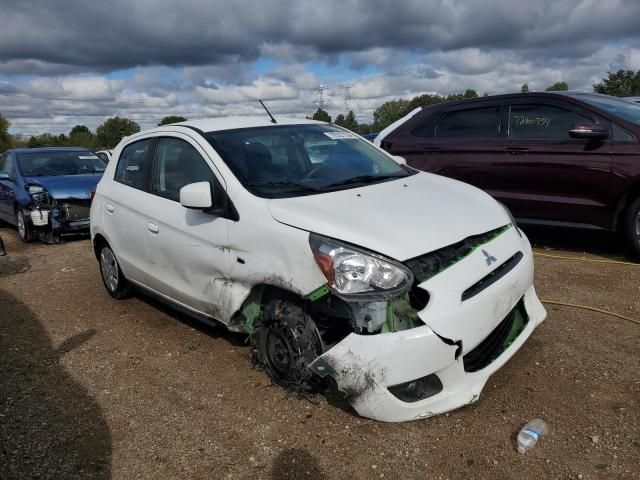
[147,222,159,234]
[506,147,529,155]
[105,203,115,213]
[422,146,441,152]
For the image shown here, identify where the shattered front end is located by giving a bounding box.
[307,226,546,422]
[25,184,93,242]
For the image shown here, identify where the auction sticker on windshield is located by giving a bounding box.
[323,131,358,140]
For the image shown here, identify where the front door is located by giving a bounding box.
[140,134,232,319]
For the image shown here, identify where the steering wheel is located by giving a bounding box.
[302,163,328,181]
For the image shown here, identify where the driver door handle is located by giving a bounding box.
[105,203,115,213]
[147,222,159,234]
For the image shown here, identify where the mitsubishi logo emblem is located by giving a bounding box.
[482,249,497,266]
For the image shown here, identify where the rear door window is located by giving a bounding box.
[114,139,154,190]
[434,106,500,139]
[508,104,593,140]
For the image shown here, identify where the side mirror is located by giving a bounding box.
[569,122,609,140]
[180,182,213,210]
[0,171,10,181]
[391,155,407,165]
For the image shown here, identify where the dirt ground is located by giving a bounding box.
[1,224,639,480]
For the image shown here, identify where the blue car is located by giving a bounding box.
[0,148,106,243]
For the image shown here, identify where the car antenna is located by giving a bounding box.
[259,99,277,124]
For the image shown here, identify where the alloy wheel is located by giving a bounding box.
[100,247,119,293]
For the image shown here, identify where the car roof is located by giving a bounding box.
[159,116,323,134]
[434,91,617,109]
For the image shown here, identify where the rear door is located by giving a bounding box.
[103,138,156,284]
[500,98,613,227]
[385,100,508,191]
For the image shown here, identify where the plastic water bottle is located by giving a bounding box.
[517,419,548,454]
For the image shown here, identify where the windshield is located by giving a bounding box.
[17,151,107,177]
[204,124,412,198]
[573,94,640,126]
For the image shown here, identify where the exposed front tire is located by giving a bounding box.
[251,301,325,393]
[623,197,640,259]
[15,209,33,243]
[98,243,131,299]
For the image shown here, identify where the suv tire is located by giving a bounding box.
[624,196,640,258]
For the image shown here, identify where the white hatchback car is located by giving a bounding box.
[90,116,546,422]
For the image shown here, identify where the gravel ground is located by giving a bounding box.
[1,225,639,480]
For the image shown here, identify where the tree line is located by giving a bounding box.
[1,69,639,154]
[0,115,186,153]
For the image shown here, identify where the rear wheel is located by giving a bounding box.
[98,243,131,299]
[15,209,33,243]
[251,301,325,393]
[623,196,640,258]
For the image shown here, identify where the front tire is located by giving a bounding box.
[16,209,33,243]
[251,301,325,393]
[99,244,131,299]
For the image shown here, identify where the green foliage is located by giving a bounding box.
[445,89,479,102]
[68,124,95,147]
[593,69,640,97]
[0,114,13,153]
[311,108,331,123]
[372,99,411,132]
[158,115,187,126]
[521,83,529,93]
[545,81,569,92]
[334,110,359,132]
[96,117,140,149]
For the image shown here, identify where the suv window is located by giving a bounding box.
[0,154,5,171]
[509,104,593,140]
[434,106,500,139]
[115,139,153,190]
[152,137,217,202]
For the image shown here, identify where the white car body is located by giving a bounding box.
[95,150,113,163]
[373,107,423,147]
[90,116,546,422]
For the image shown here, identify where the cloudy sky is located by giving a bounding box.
[1,0,640,135]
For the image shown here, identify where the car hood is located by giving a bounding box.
[268,172,510,261]
[23,174,103,200]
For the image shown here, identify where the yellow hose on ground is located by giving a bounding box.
[541,300,640,326]
[532,250,640,325]
[533,251,640,266]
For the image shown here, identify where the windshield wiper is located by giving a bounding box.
[325,174,406,189]
[245,180,321,193]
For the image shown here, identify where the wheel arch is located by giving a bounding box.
[615,182,640,231]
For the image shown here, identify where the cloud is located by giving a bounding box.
[1,0,640,135]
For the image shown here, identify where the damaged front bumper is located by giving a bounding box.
[26,199,91,239]
[310,228,546,422]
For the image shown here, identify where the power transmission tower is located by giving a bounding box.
[312,85,329,110]
[338,83,353,113]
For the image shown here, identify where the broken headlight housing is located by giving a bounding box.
[309,233,413,300]
[26,184,54,208]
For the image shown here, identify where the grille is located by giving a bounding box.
[59,200,91,222]
[461,251,523,301]
[463,301,527,373]
[404,225,509,283]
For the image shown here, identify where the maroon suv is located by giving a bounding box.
[380,92,640,255]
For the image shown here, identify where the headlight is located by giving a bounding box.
[309,233,413,299]
[498,202,521,237]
